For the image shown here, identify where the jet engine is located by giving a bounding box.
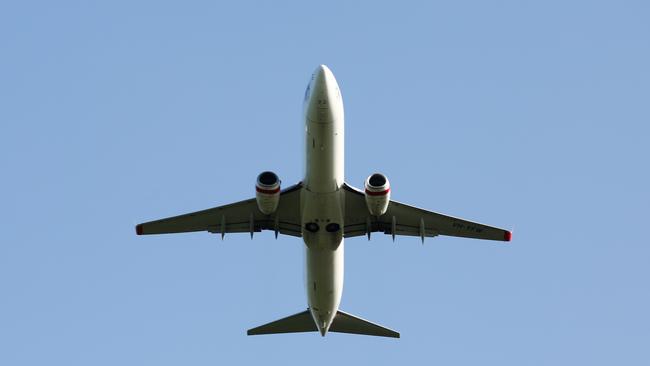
[256,171,281,215]
[364,173,390,216]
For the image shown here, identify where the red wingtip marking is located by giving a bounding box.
[136,224,143,235]
[504,231,512,242]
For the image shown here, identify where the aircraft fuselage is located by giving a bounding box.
[302,65,345,336]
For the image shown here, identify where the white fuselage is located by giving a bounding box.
[301,65,345,336]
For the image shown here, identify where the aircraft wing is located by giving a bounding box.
[342,183,511,242]
[136,183,303,237]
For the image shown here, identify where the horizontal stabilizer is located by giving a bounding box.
[330,310,400,338]
[247,309,399,338]
[247,310,316,336]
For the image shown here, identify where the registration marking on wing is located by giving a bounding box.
[452,222,484,233]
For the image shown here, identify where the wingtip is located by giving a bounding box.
[135,224,143,235]
[504,230,512,242]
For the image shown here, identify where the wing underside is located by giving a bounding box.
[342,183,511,242]
[135,181,510,242]
[136,183,303,237]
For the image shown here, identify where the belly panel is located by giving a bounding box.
[305,241,344,331]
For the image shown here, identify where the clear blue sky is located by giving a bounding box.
[2,1,648,365]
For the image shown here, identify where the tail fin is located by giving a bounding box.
[247,309,400,338]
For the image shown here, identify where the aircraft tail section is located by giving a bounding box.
[247,309,400,338]
[329,310,400,338]
[247,310,316,336]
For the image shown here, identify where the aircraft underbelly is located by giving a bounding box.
[301,64,345,333]
[305,243,344,329]
[305,120,343,193]
[302,119,344,324]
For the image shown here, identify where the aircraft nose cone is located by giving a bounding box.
[305,64,342,123]
[314,64,331,87]
[316,64,330,78]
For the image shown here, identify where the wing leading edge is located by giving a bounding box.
[136,183,303,237]
[342,183,511,242]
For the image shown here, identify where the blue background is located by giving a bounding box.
[2,1,648,364]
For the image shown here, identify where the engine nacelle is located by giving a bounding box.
[364,173,390,216]
[256,171,281,215]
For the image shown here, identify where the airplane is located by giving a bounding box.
[135,65,512,338]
